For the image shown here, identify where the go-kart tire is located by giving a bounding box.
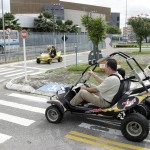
[121,113,149,142]
[45,106,63,123]
[48,59,52,64]
[36,58,40,64]
[58,57,63,62]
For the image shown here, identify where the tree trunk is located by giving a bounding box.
[93,43,99,60]
[139,41,142,52]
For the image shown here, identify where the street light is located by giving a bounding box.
[51,5,57,47]
[125,0,128,42]
[75,25,80,66]
[1,0,6,62]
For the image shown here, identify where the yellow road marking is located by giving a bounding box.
[66,131,150,150]
[65,134,124,150]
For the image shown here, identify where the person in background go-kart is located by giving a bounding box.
[49,46,56,58]
[70,59,123,108]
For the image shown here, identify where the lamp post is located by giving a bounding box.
[125,0,128,42]
[1,0,6,62]
[75,26,80,66]
[51,5,56,47]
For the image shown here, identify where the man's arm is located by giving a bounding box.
[88,70,104,83]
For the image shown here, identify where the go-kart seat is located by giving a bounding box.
[109,76,131,107]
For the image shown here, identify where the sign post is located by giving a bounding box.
[21,30,28,82]
[6,28,12,52]
[62,35,68,68]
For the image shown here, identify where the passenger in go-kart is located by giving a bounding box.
[70,59,123,108]
[117,68,125,79]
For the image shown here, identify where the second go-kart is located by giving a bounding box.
[45,51,150,142]
[36,50,63,64]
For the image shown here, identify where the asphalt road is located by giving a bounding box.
[0,87,150,150]
[0,51,89,83]
[0,51,150,150]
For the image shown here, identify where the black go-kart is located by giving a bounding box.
[45,52,150,142]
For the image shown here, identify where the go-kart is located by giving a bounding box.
[45,51,150,142]
[36,50,63,64]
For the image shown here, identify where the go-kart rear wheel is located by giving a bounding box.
[36,58,40,64]
[121,113,149,142]
[58,57,63,62]
[45,106,63,123]
[48,59,52,64]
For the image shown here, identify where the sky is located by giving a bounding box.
[0,0,150,28]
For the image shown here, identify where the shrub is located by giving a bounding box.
[115,44,138,48]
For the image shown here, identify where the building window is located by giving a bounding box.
[117,16,120,21]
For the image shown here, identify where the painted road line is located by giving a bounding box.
[9,93,48,103]
[0,69,23,75]
[0,113,35,126]
[0,79,6,83]
[0,100,45,114]
[0,133,12,144]
[65,134,124,150]
[78,122,122,136]
[14,65,48,71]
[29,71,43,75]
[0,68,14,71]
[87,117,121,126]
[5,70,33,77]
[67,131,150,150]
[79,122,150,143]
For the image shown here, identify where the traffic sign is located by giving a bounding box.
[6,28,12,35]
[21,30,28,39]
[62,35,68,41]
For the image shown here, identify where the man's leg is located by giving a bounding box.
[70,89,110,108]
[70,89,100,106]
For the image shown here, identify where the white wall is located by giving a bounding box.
[64,9,106,32]
[15,14,39,28]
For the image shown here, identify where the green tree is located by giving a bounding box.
[128,15,150,52]
[81,15,107,60]
[56,19,78,33]
[106,25,121,34]
[34,11,78,33]
[34,11,53,32]
[0,13,21,30]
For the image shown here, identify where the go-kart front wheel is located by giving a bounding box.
[121,113,149,142]
[45,106,63,123]
[58,57,63,62]
[36,58,40,64]
[48,59,52,64]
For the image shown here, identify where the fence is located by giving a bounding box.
[0,32,106,64]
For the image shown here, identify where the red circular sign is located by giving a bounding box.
[21,30,28,39]
[6,28,12,35]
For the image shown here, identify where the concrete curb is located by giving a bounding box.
[6,78,54,96]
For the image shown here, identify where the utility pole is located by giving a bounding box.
[1,0,6,62]
[52,5,56,47]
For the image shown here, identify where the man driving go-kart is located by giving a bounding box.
[70,59,123,108]
[49,46,56,58]
[45,51,150,142]
[36,45,63,64]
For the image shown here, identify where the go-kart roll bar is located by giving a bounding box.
[67,51,149,94]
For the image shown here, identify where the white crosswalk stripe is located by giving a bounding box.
[0,133,12,144]
[0,92,48,144]
[0,66,42,80]
[0,100,45,114]
[0,112,35,126]
[9,93,48,103]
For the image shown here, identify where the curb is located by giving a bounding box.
[6,78,54,97]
